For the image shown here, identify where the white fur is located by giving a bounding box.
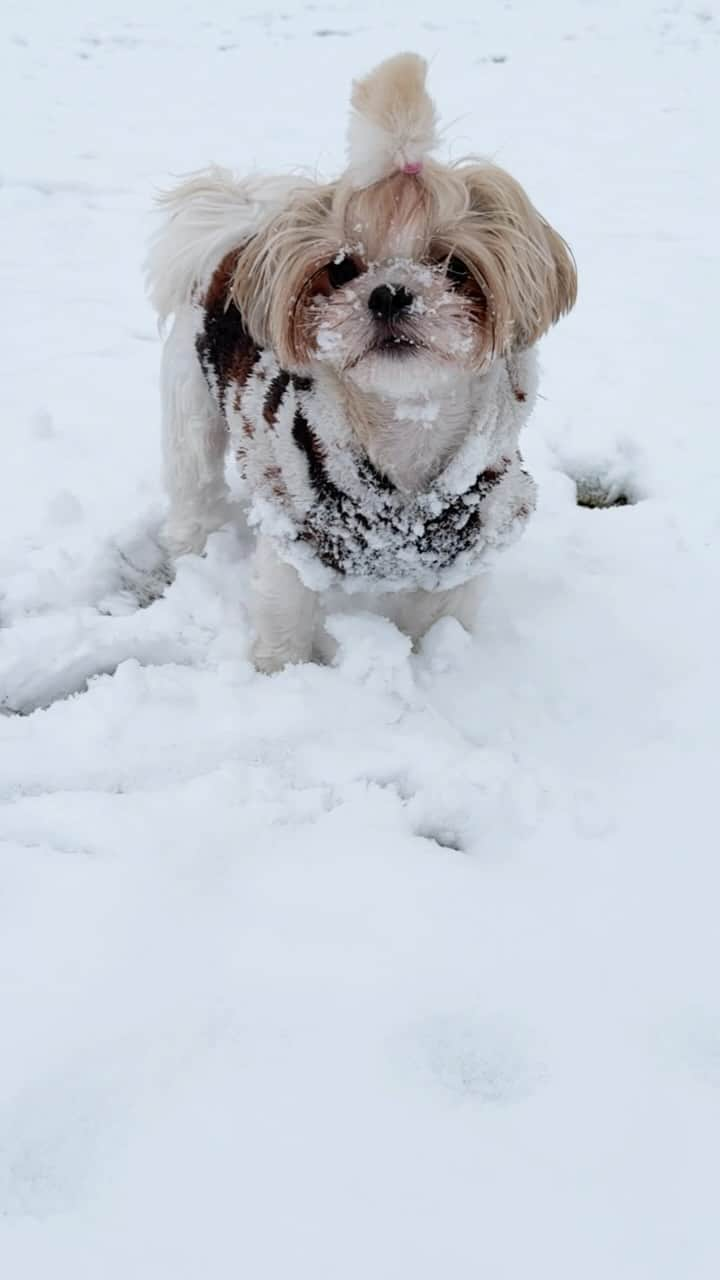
[146,168,309,325]
[251,536,317,673]
[160,305,230,556]
[346,114,435,188]
[340,367,477,492]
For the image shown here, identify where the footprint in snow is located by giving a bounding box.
[405,1013,543,1105]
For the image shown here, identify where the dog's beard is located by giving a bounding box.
[346,349,459,397]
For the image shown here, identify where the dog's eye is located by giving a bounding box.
[327,255,360,289]
[446,255,470,287]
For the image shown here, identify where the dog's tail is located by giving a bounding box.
[145,167,309,325]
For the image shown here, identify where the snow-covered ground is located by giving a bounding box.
[2,1,719,1274]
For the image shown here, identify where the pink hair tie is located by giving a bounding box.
[402,161,423,176]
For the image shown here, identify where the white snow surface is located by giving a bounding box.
[1,1,720,1275]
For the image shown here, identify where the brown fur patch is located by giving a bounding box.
[265,464,286,499]
[196,248,261,407]
[263,372,291,426]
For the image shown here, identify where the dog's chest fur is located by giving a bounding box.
[195,253,538,593]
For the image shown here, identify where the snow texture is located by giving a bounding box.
[1,2,720,1277]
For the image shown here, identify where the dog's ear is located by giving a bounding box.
[231,183,340,368]
[459,164,577,349]
[538,218,578,339]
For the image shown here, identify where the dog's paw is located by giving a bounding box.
[160,520,211,559]
[251,644,284,676]
[160,524,206,558]
[251,640,311,675]
[161,498,247,560]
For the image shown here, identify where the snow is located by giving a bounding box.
[1,1,719,1275]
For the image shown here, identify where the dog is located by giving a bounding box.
[147,53,576,672]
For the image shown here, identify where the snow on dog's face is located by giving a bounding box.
[228,55,576,392]
[301,171,494,396]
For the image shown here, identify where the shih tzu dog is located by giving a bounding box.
[147,53,576,672]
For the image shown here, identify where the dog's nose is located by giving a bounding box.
[368,283,414,321]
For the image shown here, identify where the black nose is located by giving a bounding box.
[368,283,414,321]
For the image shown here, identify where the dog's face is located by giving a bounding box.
[230,162,576,394]
[303,171,492,395]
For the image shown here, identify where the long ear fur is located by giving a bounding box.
[459,164,577,348]
[145,167,311,325]
[228,182,339,365]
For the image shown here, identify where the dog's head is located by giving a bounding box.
[230,53,576,393]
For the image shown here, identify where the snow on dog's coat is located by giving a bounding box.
[147,53,576,670]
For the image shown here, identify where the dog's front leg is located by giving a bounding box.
[394,577,483,645]
[250,536,317,673]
